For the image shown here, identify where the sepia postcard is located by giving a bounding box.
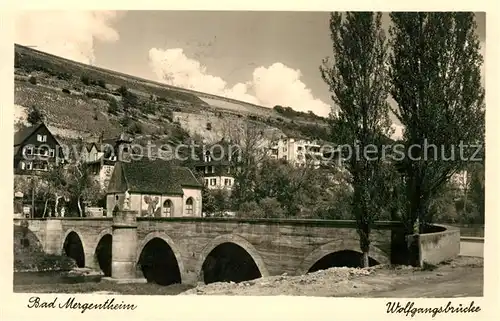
[1,2,497,321]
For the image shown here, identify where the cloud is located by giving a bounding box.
[15,11,123,64]
[148,48,332,117]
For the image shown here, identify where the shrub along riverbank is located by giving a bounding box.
[14,224,77,273]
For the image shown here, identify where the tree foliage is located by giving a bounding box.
[228,122,270,208]
[388,12,485,232]
[26,105,45,125]
[233,158,349,219]
[320,12,392,267]
[42,141,102,217]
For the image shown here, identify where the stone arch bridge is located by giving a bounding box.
[14,213,408,285]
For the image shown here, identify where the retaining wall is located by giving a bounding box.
[416,224,461,266]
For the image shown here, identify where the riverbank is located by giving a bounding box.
[181,256,482,297]
[14,257,482,297]
[13,271,193,295]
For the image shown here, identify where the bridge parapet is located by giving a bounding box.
[134,217,405,230]
[14,217,405,229]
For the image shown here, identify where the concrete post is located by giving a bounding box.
[103,210,146,284]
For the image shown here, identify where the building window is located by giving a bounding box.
[204,178,209,186]
[185,197,194,215]
[224,178,232,186]
[24,146,33,155]
[38,147,49,157]
[26,162,33,170]
[37,134,47,142]
[227,167,231,174]
[204,151,212,162]
[163,199,173,217]
[298,146,303,151]
[211,166,215,173]
[33,162,42,170]
[20,161,25,170]
[210,178,216,186]
[283,147,287,152]
[49,149,55,157]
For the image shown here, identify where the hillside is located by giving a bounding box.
[13,44,331,146]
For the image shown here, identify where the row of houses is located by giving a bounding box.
[13,121,471,218]
[14,122,338,193]
[12,121,371,218]
[13,123,204,218]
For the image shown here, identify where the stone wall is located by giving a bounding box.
[13,221,77,272]
[414,225,461,266]
[134,218,395,284]
[16,217,403,284]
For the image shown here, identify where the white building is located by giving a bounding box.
[269,136,323,168]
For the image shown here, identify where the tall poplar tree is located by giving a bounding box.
[388,13,485,233]
[320,12,392,267]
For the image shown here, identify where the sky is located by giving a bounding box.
[14,11,486,127]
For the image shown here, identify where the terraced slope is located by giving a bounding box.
[13,44,330,144]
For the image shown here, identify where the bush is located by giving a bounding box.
[123,91,138,111]
[117,85,129,96]
[14,253,77,272]
[259,197,285,218]
[107,98,119,115]
[140,101,157,115]
[237,201,265,218]
[85,91,109,100]
[162,110,174,122]
[57,72,71,80]
[97,79,106,88]
[170,124,190,143]
[26,105,44,125]
[127,121,143,134]
[28,76,37,85]
[62,88,71,94]
[119,115,131,127]
[80,75,90,85]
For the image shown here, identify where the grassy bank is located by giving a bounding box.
[13,274,193,295]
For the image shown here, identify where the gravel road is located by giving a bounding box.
[181,257,483,297]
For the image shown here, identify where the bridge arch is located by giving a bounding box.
[195,234,269,284]
[92,228,113,277]
[297,240,390,275]
[61,229,86,268]
[136,232,186,285]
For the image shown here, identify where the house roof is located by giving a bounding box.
[107,159,202,195]
[14,123,44,146]
[194,139,242,165]
[90,132,133,153]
